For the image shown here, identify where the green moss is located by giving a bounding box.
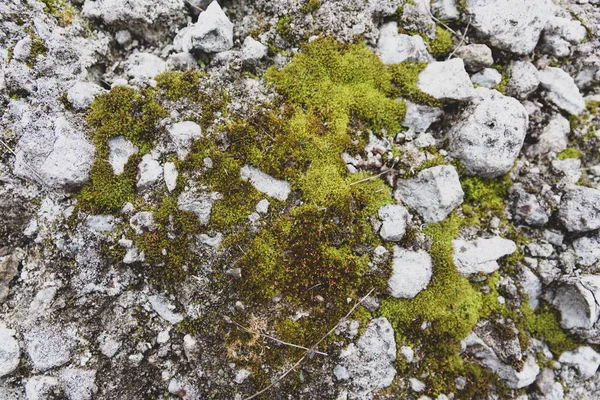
[557,147,582,160]
[423,26,454,58]
[300,0,321,13]
[523,302,579,356]
[25,36,48,68]
[461,174,509,222]
[40,0,74,25]
[388,62,442,107]
[276,16,295,43]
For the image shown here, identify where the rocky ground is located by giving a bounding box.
[1,0,600,399]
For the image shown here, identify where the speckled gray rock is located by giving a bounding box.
[240,165,291,201]
[509,184,549,226]
[124,52,167,80]
[241,36,269,63]
[164,162,178,192]
[338,317,397,398]
[559,347,600,380]
[148,295,184,324]
[25,376,59,400]
[507,61,540,98]
[552,275,600,330]
[527,114,570,156]
[378,204,411,242]
[471,68,502,88]
[107,136,138,175]
[174,1,234,53]
[388,247,433,299]
[573,234,600,267]
[454,44,494,72]
[129,211,156,235]
[544,16,587,45]
[538,67,586,115]
[395,165,463,223]
[376,22,433,64]
[558,186,600,232]
[447,88,528,178]
[66,81,105,110]
[431,0,459,21]
[58,368,97,400]
[401,100,443,133]
[466,0,554,55]
[167,121,202,160]
[0,324,19,377]
[417,58,475,101]
[136,154,162,189]
[177,187,222,225]
[453,236,517,277]
[24,326,73,371]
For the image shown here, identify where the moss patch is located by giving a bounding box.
[388,62,442,107]
[523,302,579,356]
[25,36,48,68]
[423,26,453,58]
[557,147,582,160]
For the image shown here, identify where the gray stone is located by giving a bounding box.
[148,295,184,324]
[339,317,397,398]
[417,58,475,101]
[129,211,156,235]
[544,16,587,45]
[552,158,582,185]
[256,199,270,214]
[398,0,436,38]
[447,88,528,178]
[0,323,19,377]
[471,68,502,88]
[234,369,252,384]
[519,265,542,309]
[241,36,268,63]
[378,204,411,242]
[376,22,433,65]
[539,35,571,58]
[163,162,178,192]
[535,367,556,395]
[25,376,59,400]
[559,346,600,380]
[24,326,73,371]
[240,165,291,201]
[175,1,233,53]
[401,346,415,363]
[178,187,222,225]
[167,52,198,71]
[410,378,426,392]
[58,368,96,400]
[333,365,350,381]
[553,275,600,330]
[136,154,162,189]
[538,67,586,115]
[558,186,600,232]
[85,215,116,232]
[98,334,121,358]
[573,234,600,267]
[527,114,570,156]
[431,0,460,21]
[507,61,540,98]
[66,81,105,110]
[453,236,517,277]
[454,44,494,72]
[388,247,433,299]
[107,136,138,175]
[167,121,202,160]
[401,100,443,133]
[395,165,464,223]
[466,0,554,55]
[124,52,167,80]
[509,184,549,227]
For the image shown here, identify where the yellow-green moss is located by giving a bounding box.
[300,0,321,13]
[40,0,74,25]
[388,62,442,107]
[276,16,295,43]
[423,26,454,58]
[26,36,48,68]
[557,147,582,160]
[523,302,579,356]
[461,174,509,222]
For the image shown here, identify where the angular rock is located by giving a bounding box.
[338,317,397,398]
[163,162,178,192]
[417,58,475,101]
[471,68,502,88]
[453,236,517,277]
[527,114,570,156]
[507,61,540,99]
[431,0,460,21]
[552,158,581,185]
[124,53,167,80]
[240,165,291,201]
[399,0,436,39]
[552,275,600,330]
[401,100,443,133]
[538,67,586,115]
[0,324,19,377]
[107,136,138,175]
[175,1,233,53]
[167,121,202,160]
[544,16,587,45]
[388,247,433,299]
[573,234,600,267]
[136,154,162,189]
[395,165,464,223]
[241,36,268,63]
[519,265,542,310]
[539,35,571,58]
[148,295,184,324]
[447,88,528,178]
[25,375,59,400]
[558,186,600,232]
[454,44,493,72]
[85,215,116,232]
[378,204,411,242]
[558,346,600,380]
[58,368,96,400]
[177,187,222,225]
[509,184,549,227]
[24,326,73,371]
[376,22,433,65]
[129,211,157,235]
[466,0,553,55]
[66,81,105,110]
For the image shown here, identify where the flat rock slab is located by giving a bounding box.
[240,165,291,201]
[453,236,517,277]
[388,246,433,299]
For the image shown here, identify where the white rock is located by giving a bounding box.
[67,81,105,110]
[0,324,19,377]
[471,68,502,88]
[333,365,350,381]
[509,184,549,226]
[198,232,223,248]
[544,16,587,45]
[395,165,464,223]
[14,116,95,189]
[558,346,600,380]
[167,121,202,160]
[240,165,291,201]
[378,204,411,242]
[401,100,443,133]
[388,247,433,299]
[256,199,270,214]
[410,378,426,392]
[98,335,121,358]
[175,1,233,53]
[148,295,184,324]
[12,36,32,62]
[552,275,600,330]
[167,52,197,71]
[507,61,540,98]
[573,234,600,267]
[124,53,167,80]
[454,44,494,72]
[107,136,138,175]
[163,162,178,192]
[376,22,433,65]
[401,345,415,363]
[157,330,170,344]
[552,158,581,185]
[339,317,397,398]
[519,266,542,309]
[58,368,96,400]
[431,0,460,21]
[447,88,528,178]
[24,326,73,371]
[25,376,59,400]
[115,30,132,46]
[417,58,475,101]
[241,36,268,62]
[453,237,517,277]
[538,67,586,115]
[85,215,115,232]
[178,187,222,225]
[527,114,570,156]
[466,0,553,55]
[234,369,252,384]
[136,154,162,189]
[539,35,571,58]
[129,211,157,235]
[558,186,600,232]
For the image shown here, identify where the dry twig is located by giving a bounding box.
[447,14,473,60]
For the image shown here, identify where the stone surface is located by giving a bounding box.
[507,61,540,98]
[471,68,502,88]
[558,186,600,232]
[509,184,549,227]
[338,317,397,398]
[24,326,73,371]
[401,100,443,133]
[148,295,184,324]
[175,1,234,53]
[527,114,570,156]
[396,165,463,223]
[58,368,97,400]
[163,162,178,192]
[388,247,433,299]
[124,52,167,80]
[454,44,494,72]
[241,36,268,63]
[431,0,460,21]
[538,67,586,115]
[453,236,517,277]
[177,187,222,225]
[167,121,202,160]
[0,254,19,303]
[25,376,59,400]
[107,136,138,175]
[136,154,162,189]
[129,211,157,235]
[466,0,553,55]
[378,204,411,242]
[0,324,20,377]
[240,165,291,201]
[67,81,105,110]
[519,266,542,310]
[376,22,433,64]
[447,88,528,178]
[552,275,600,330]
[573,234,600,267]
[417,58,475,101]
[544,16,587,45]
[559,347,600,380]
